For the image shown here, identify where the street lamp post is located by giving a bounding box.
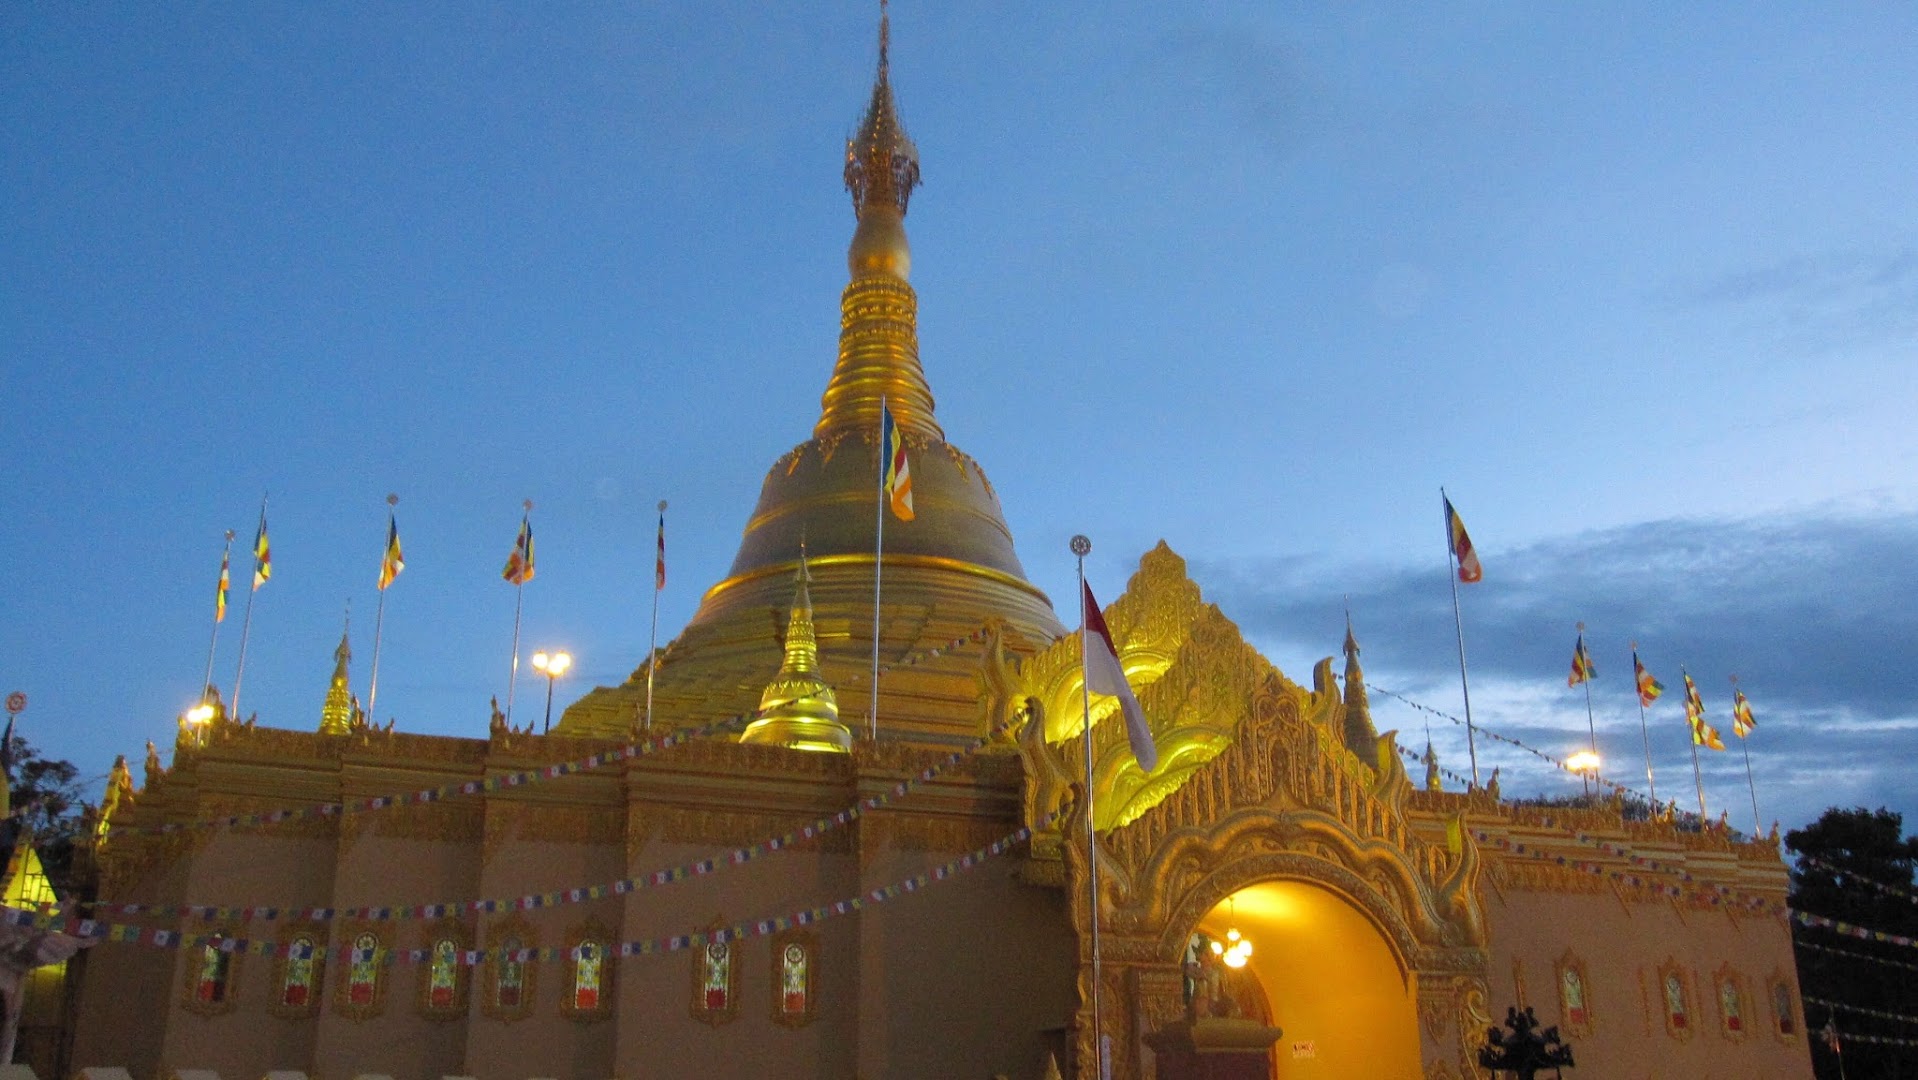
[532,650,572,735]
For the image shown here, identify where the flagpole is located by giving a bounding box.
[1683,666,1706,822]
[506,499,532,725]
[869,398,888,743]
[1633,644,1658,807]
[645,500,666,730]
[1733,675,1761,836]
[231,495,268,718]
[1441,489,1480,786]
[1071,533,1104,1080]
[201,529,235,703]
[368,494,397,723]
[1575,624,1598,796]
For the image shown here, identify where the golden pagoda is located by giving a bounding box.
[318,620,354,735]
[559,7,1064,744]
[739,549,852,752]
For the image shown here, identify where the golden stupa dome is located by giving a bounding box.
[558,8,1063,745]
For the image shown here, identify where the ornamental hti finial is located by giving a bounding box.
[845,0,919,219]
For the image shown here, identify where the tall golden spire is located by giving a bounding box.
[319,615,354,735]
[816,0,941,442]
[741,549,852,753]
[1341,611,1377,753]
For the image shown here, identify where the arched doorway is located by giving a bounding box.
[1190,880,1421,1079]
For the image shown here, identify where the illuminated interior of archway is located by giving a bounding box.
[1194,879,1421,1079]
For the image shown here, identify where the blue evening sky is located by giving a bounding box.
[5,4,1916,836]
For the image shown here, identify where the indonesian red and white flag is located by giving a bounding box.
[1081,580,1158,774]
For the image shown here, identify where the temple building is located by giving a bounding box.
[67,12,1809,1080]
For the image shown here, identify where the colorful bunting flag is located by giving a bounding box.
[1684,672,1724,751]
[1733,689,1756,739]
[1634,652,1664,707]
[502,514,534,585]
[654,510,666,591]
[251,513,271,590]
[377,512,404,591]
[215,548,230,623]
[881,399,914,522]
[1443,495,1482,583]
[1567,634,1596,687]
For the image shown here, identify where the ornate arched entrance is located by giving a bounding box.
[1187,879,1419,1077]
[1004,546,1497,1079]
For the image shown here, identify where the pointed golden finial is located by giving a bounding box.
[1340,607,1376,753]
[845,0,919,233]
[319,602,355,735]
[816,1,942,442]
[740,547,852,753]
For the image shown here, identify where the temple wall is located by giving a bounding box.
[1480,869,1812,1079]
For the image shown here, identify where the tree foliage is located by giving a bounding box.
[1788,806,1918,1079]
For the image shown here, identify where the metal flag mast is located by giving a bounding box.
[230,494,270,718]
[1441,488,1480,786]
[1071,533,1106,1080]
[1576,623,1598,794]
[645,500,667,729]
[1733,674,1762,835]
[200,529,236,703]
[1683,666,1707,822]
[368,494,399,723]
[506,499,532,725]
[868,398,889,742]
[1632,643,1659,807]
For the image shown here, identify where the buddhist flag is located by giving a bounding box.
[654,510,666,591]
[881,399,914,522]
[377,512,404,591]
[251,513,272,590]
[502,515,535,585]
[1733,689,1756,739]
[1567,634,1596,687]
[1443,495,1482,583]
[1634,652,1664,707]
[1683,672,1723,751]
[1081,580,1158,774]
[215,548,231,622]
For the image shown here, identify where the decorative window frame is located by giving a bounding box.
[1553,949,1593,1038]
[769,927,819,1029]
[481,912,538,1023]
[416,915,475,1022]
[561,918,616,1023]
[1713,964,1749,1041]
[332,921,390,1021]
[180,923,244,1017]
[689,920,740,1027]
[1655,959,1694,1041]
[267,919,330,1020]
[1767,971,1800,1041]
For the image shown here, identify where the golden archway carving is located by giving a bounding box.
[1007,543,1494,1079]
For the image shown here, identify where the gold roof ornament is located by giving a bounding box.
[319,615,354,736]
[741,549,852,753]
[557,5,1062,743]
[1341,611,1377,754]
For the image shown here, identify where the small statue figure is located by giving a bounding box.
[489,696,508,737]
[348,694,368,732]
[143,741,163,789]
[1486,768,1501,801]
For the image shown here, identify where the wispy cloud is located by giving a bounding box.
[1189,510,1918,830]
[1666,243,1918,356]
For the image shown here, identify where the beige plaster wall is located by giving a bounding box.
[1482,882,1812,1080]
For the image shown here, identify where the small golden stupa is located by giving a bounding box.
[560,8,1063,744]
[740,549,851,752]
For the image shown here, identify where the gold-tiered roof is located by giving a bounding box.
[559,9,1063,743]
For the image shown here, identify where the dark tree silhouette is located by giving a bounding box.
[1788,807,1918,1080]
